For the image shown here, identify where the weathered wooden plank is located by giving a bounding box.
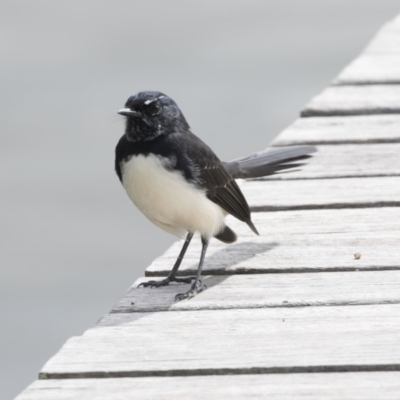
[112,271,400,313]
[364,21,400,54]
[271,115,400,146]
[243,176,400,211]
[301,85,400,117]
[146,208,400,276]
[365,22,400,53]
[333,54,400,85]
[265,143,400,180]
[16,372,400,400]
[40,304,400,378]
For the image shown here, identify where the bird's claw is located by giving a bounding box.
[175,280,207,302]
[138,276,196,289]
[138,278,170,289]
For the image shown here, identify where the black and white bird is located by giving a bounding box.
[115,91,315,301]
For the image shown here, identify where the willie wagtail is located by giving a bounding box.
[116,91,315,301]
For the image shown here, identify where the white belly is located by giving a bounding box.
[121,154,226,239]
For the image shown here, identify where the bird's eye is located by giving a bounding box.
[147,102,162,116]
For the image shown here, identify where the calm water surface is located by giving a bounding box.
[1,1,399,398]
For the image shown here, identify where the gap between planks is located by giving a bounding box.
[15,373,400,400]
[39,365,400,380]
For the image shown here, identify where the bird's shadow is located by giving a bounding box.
[95,241,279,327]
[184,241,279,278]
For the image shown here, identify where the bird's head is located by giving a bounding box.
[118,91,190,142]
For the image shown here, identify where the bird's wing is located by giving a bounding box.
[179,132,258,234]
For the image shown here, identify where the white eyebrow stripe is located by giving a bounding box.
[144,96,165,106]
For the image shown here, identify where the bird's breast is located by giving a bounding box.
[121,154,225,238]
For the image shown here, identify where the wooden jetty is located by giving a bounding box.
[16,13,400,400]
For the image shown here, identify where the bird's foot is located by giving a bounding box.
[175,280,207,302]
[138,276,196,289]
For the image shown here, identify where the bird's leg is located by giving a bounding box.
[175,236,209,301]
[138,232,194,289]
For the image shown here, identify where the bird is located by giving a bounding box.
[115,91,315,301]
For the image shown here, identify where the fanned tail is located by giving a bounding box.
[223,145,316,180]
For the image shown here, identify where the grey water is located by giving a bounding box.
[1,1,399,398]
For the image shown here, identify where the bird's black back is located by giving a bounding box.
[115,131,258,234]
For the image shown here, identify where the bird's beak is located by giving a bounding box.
[118,108,142,117]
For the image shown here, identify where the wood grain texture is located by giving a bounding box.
[271,115,400,146]
[301,85,400,117]
[39,304,400,378]
[146,208,400,276]
[264,143,400,180]
[112,271,400,313]
[16,372,400,400]
[243,176,400,211]
[333,54,400,85]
